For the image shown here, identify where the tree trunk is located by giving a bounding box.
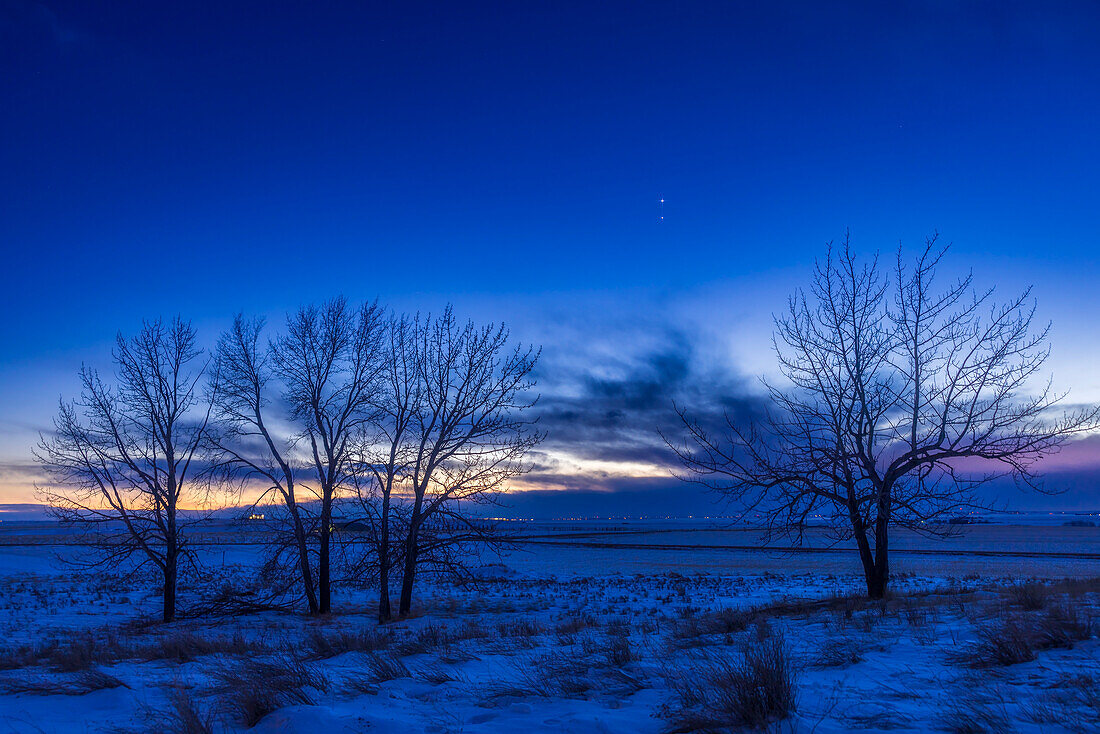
[163,555,177,623]
[847,502,876,597]
[869,545,889,598]
[867,564,888,599]
[164,481,178,623]
[291,507,319,615]
[398,516,420,617]
[377,493,392,623]
[868,499,891,600]
[319,490,332,614]
[378,562,392,623]
[398,546,417,617]
[853,527,876,597]
[398,492,424,617]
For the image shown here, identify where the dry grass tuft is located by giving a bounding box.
[937,689,1012,733]
[664,636,797,731]
[145,630,258,663]
[813,637,865,668]
[214,652,328,727]
[364,652,411,682]
[142,686,216,734]
[960,598,1093,668]
[966,616,1038,667]
[0,668,128,696]
[1009,582,1048,611]
[484,652,594,701]
[306,627,388,659]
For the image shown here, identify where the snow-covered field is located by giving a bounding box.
[2,522,1100,733]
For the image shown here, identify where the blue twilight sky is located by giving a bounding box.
[2,1,1100,514]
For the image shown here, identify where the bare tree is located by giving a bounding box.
[349,313,421,622]
[35,318,217,622]
[273,297,384,613]
[668,234,1099,598]
[210,315,320,614]
[393,308,542,618]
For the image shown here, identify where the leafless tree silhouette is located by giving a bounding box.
[668,234,1099,598]
[388,308,542,618]
[35,318,217,622]
[347,313,421,622]
[272,297,384,613]
[209,315,321,614]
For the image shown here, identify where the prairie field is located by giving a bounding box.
[1,520,1100,733]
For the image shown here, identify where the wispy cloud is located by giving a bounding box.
[526,324,767,487]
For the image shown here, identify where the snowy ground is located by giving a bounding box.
[1,523,1099,733]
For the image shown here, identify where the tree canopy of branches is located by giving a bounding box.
[36,318,217,622]
[210,314,322,614]
[37,300,541,622]
[210,302,540,620]
[669,234,1099,598]
[359,308,542,619]
[271,298,384,614]
[349,313,421,622]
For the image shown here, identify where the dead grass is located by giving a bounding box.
[484,651,595,701]
[1009,582,1047,611]
[44,632,117,672]
[1020,673,1100,730]
[142,686,216,734]
[0,668,128,696]
[604,631,634,668]
[144,630,260,663]
[555,613,599,635]
[664,636,797,731]
[965,615,1038,667]
[937,687,1013,733]
[417,664,461,684]
[1034,599,1093,649]
[395,623,452,656]
[498,619,544,638]
[306,627,389,659]
[0,643,44,671]
[959,598,1093,667]
[364,652,411,682]
[0,628,261,673]
[4,571,1099,732]
[213,652,329,727]
[813,637,865,668]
